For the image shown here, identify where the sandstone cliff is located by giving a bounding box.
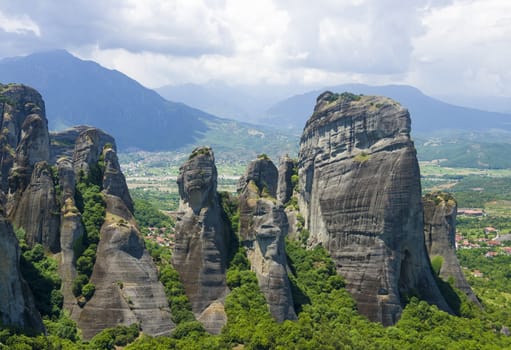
[0,84,60,253]
[423,192,480,305]
[173,147,231,334]
[277,155,296,205]
[72,139,173,339]
[1,84,174,338]
[0,84,44,332]
[0,205,44,332]
[238,156,297,322]
[298,91,451,325]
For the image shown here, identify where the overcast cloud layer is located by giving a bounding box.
[0,0,509,97]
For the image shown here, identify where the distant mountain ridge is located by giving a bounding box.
[0,50,298,159]
[0,50,216,150]
[261,84,511,134]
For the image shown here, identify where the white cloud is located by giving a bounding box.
[0,10,40,36]
[409,0,511,96]
[0,0,510,97]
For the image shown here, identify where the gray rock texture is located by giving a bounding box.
[423,192,480,305]
[9,161,60,253]
[0,84,47,194]
[0,84,174,337]
[0,84,45,333]
[0,208,44,332]
[173,147,230,334]
[50,125,92,164]
[298,91,451,325]
[56,157,84,317]
[72,127,115,179]
[102,146,133,212]
[0,84,59,252]
[277,155,296,205]
[238,157,297,322]
[75,145,173,340]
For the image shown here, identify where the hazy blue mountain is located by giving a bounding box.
[0,50,298,158]
[434,94,511,114]
[156,82,297,123]
[262,84,511,134]
[0,50,214,150]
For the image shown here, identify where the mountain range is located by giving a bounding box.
[0,50,298,159]
[260,84,511,134]
[2,50,511,165]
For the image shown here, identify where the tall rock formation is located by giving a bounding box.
[0,84,60,253]
[1,84,174,338]
[238,156,297,322]
[298,91,451,325]
[0,84,45,332]
[423,192,480,305]
[73,139,173,340]
[0,203,44,332]
[173,147,231,334]
[277,155,296,205]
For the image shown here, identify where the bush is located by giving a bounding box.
[72,274,89,297]
[431,255,444,276]
[82,283,96,300]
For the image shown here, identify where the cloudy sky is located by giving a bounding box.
[0,0,509,97]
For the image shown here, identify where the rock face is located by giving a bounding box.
[0,208,44,332]
[277,155,296,205]
[0,84,44,332]
[50,125,92,164]
[298,92,451,325]
[173,147,231,334]
[423,192,480,305]
[1,84,174,338]
[0,84,60,253]
[238,156,297,322]
[9,161,60,253]
[74,141,173,340]
[56,157,84,315]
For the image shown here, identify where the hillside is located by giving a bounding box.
[262,84,511,134]
[0,50,297,158]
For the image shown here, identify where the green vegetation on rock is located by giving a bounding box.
[72,165,106,303]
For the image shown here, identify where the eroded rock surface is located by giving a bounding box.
[423,192,480,305]
[0,84,174,337]
[298,91,451,325]
[0,84,60,252]
[238,157,297,322]
[173,147,230,334]
[76,143,173,339]
[0,208,44,332]
[277,155,296,205]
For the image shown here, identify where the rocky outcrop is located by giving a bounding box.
[423,192,480,305]
[0,84,174,337]
[50,125,92,164]
[298,92,451,325]
[102,146,133,212]
[56,157,84,316]
[75,144,173,340]
[238,156,297,322]
[0,84,47,194]
[0,206,44,332]
[9,161,60,253]
[277,155,296,205]
[0,84,60,252]
[72,127,114,179]
[0,84,45,333]
[173,147,231,334]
